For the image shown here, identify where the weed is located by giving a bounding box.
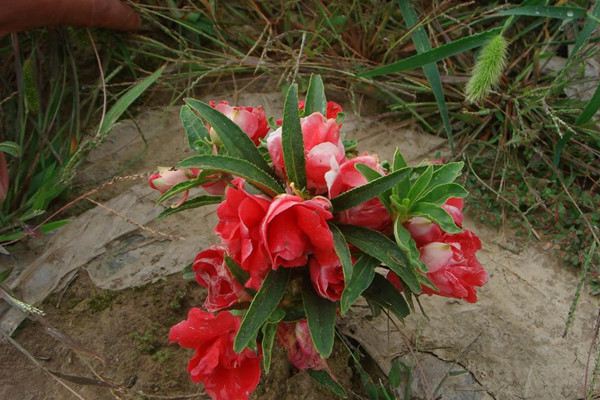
[88,291,117,313]
[131,328,161,355]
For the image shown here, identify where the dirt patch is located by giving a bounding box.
[0,272,351,399]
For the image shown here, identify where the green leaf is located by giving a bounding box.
[157,176,207,203]
[185,98,271,172]
[340,254,378,314]
[304,74,327,115]
[302,282,337,357]
[0,141,21,157]
[397,0,452,147]
[496,6,585,19]
[355,164,392,212]
[180,105,209,151]
[393,148,407,171]
[419,183,467,205]
[393,218,427,272]
[339,225,421,293]
[430,162,464,187]
[158,195,222,218]
[359,28,501,77]
[364,274,410,320]
[576,81,600,125]
[329,223,353,285]
[282,84,307,189]
[261,309,285,374]
[331,168,410,211]
[178,155,284,196]
[100,66,164,136]
[410,202,461,233]
[407,165,433,202]
[308,370,347,398]
[224,256,251,287]
[234,269,290,353]
[182,263,195,281]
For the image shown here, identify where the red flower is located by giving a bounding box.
[386,270,404,292]
[276,100,343,125]
[148,167,226,205]
[420,230,488,303]
[267,113,345,193]
[209,100,270,145]
[261,194,337,269]
[309,257,344,301]
[193,246,250,312]
[169,309,261,400]
[277,320,327,370]
[327,155,392,232]
[325,101,343,120]
[215,179,272,290]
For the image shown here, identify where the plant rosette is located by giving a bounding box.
[149,75,488,400]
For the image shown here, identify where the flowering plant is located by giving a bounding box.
[150,76,487,400]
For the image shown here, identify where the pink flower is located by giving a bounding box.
[420,230,488,303]
[405,197,465,246]
[277,320,327,370]
[215,179,272,290]
[193,246,250,312]
[442,197,464,227]
[148,167,226,203]
[404,217,442,247]
[327,155,392,232]
[267,112,345,193]
[309,257,344,301]
[261,194,337,269]
[210,100,269,145]
[169,309,261,400]
[149,167,198,194]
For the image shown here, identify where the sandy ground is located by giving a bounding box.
[1,92,598,399]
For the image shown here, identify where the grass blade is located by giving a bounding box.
[397,0,453,147]
[576,81,600,125]
[496,6,585,19]
[359,28,501,78]
[572,1,600,55]
[99,66,164,136]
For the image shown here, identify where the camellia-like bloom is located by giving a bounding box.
[193,246,250,312]
[277,320,327,371]
[420,230,488,303]
[267,112,345,193]
[209,100,270,145]
[327,154,392,232]
[169,309,261,400]
[404,197,465,247]
[309,257,344,301]
[215,179,272,290]
[261,194,337,269]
